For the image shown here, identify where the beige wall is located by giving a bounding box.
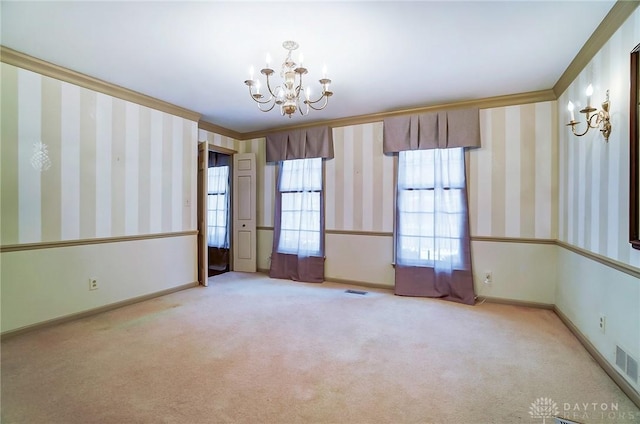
[1,236,196,332]
[556,8,640,393]
[1,63,198,333]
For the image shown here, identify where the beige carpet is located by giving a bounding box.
[1,272,638,424]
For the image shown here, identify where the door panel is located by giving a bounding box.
[233,153,256,272]
[238,231,252,259]
[237,158,252,171]
[237,175,251,220]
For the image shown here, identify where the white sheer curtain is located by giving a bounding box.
[397,147,465,272]
[277,158,322,257]
[207,165,229,248]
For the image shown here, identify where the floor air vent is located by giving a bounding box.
[555,417,581,424]
[345,289,368,295]
[615,345,639,383]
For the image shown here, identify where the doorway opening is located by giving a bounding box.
[198,143,235,286]
[206,151,231,277]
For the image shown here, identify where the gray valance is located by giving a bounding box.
[383,108,481,153]
[266,126,334,162]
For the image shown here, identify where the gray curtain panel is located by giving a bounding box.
[385,108,479,305]
[267,126,332,283]
[266,126,334,162]
[269,163,326,283]
[383,108,481,153]
[395,176,476,305]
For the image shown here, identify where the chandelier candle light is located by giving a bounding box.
[244,40,333,117]
[566,84,612,142]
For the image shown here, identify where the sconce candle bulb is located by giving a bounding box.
[566,88,612,142]
[567,101,575,122]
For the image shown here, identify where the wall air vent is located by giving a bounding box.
[615,345,639,383]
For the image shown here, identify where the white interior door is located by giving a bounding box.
[233,153,256,272]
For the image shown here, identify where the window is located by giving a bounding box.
[396,148,465,267]
[277,158,322,256]
[207,165,229,248]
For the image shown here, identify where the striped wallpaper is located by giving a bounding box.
[327,123,394,233]
[469,102,558,239]
[198,129,238,152]
[558,8,640,269]
[0,63,198,246]
[241,102,558,240]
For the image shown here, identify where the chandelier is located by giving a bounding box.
[244,40,333,118]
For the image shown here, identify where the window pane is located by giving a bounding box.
[208,166,229,194]
[280,158,322,192]
[207,165,230,249]
[277,158,322,256]
[397,148,464,267]
[442,148,465,188]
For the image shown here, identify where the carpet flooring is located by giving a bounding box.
[1,272,638,423]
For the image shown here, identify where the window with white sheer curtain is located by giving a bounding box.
[397,147,465,268]
[277,158,322,256]
[207,165,229,248]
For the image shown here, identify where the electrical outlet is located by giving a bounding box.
[599,314,606,333]
[89,278,98,291]
[483,271,492,285]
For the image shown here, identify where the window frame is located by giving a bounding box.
[276,157,323,257]
[395,148,466,268]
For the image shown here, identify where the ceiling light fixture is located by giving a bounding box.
[244,40,333,118]
[566,84,612,142]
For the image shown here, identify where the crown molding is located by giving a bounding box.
[553,0,640,97]
[0,46,201,122]
[198,120,243,140]
[236,89,556,140]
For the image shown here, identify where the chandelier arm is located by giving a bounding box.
[247,86,275,106]
[264,74,280,99]
[307,95,329,111]
[257,100,277,113]
[297,95,309,116]
[249,86,273,105]
[252,95,275,105]
[305,97,324,105]
[306,92,329,105]
[295,72,304,99]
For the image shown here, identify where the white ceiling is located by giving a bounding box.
[1,1,616,134]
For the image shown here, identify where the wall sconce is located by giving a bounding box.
[566,84,612,142]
